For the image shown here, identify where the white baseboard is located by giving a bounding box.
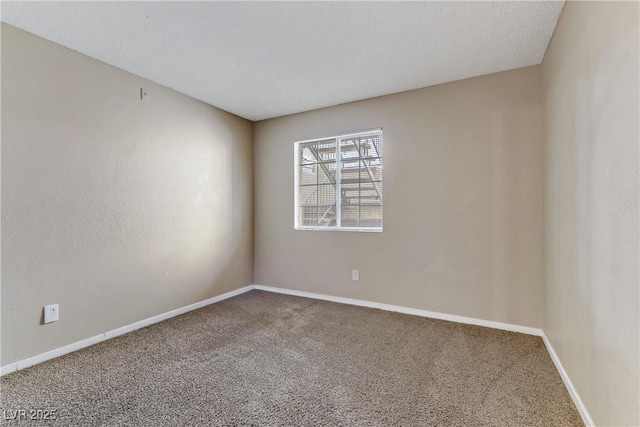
[254,284,593,425]
[542,334,594,426]
[1,283,542,376]
[253,284,544,336]
[1,282,593,427]
[0,285,255,376]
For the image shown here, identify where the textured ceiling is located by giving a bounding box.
[1,1,564,121]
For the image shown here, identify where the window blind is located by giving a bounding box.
[295,130,382,231]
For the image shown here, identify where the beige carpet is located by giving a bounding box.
[1,290,582,426]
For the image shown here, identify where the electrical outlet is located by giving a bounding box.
[352,269,359,281]
[43,304,59,324]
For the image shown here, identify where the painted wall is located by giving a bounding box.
[542,2,639,425]
[254,67,544,328]
[1,24,254,365]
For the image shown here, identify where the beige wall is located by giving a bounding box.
[1,24,254,365]
[5,5,638,423]
[542,2,639,426]
[254,67,544,328]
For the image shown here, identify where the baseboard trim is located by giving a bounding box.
[254,284,594,424]
[542,334,594,426]
[0,285,255,376]
[1,283,593,427]
[252,284,543,336]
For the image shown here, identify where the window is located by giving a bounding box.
[294,129,383,231]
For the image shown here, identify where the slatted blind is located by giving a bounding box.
[295,130,382,231]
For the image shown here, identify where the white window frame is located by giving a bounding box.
[294,128,383,232]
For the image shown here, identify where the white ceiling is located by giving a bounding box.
[1,1,564,121]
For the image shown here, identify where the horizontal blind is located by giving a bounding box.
[295,130,382,231]
[297,138,338,228]
[339,132,382,229]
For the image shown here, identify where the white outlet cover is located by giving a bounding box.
[44,304,59,324]
[352,269,359,281]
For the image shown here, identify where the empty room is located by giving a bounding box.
[1,1,638,426]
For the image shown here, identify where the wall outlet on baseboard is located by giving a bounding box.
[43,304,59,324]
[352,269,359,281]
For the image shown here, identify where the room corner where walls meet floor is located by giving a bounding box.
[1,284,593,426]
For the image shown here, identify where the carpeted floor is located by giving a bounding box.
[1,290,582,426]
